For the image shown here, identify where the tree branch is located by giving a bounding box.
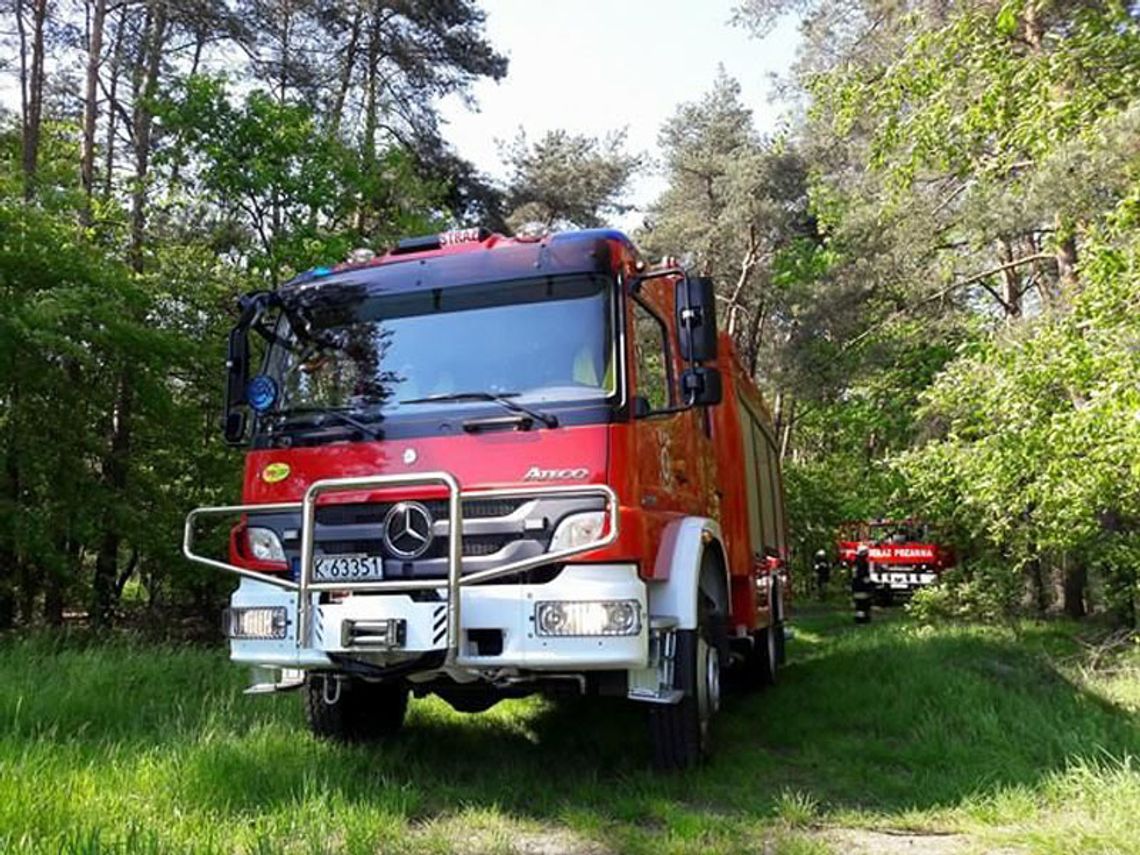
[842,254,1056,353]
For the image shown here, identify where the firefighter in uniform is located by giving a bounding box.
[813,549,831,599]
[852,544,873,623]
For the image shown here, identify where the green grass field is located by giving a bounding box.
[1,605,1138,854]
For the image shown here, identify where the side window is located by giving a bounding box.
[765,434,787,555]
[633,300,671,411]
[752,426,779,554]
[739,405,763,553]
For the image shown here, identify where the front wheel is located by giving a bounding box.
[649,619,722,770]
[304,673,409,742]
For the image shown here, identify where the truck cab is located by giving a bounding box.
[185,228,789,769]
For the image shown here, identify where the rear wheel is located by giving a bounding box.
[772,582,787,666]
[304,673,408,742]
[757,621,779,686]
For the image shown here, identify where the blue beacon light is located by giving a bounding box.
[246,374,279,414]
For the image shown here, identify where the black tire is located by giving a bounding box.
[772,581,787,666]
[304,672,409,742]
[649,627,718,770]
[649,568,726,771]
[756,622,779,686]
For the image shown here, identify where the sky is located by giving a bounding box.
[437,0,802,229]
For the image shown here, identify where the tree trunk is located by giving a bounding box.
[17,562,37,625]
[357,10,382,233]
[81,0,109,221]
[1056,230,1079,295]
[0,451,19,631]
[99,3,163,623]
[18,0,49,199]
[744,295,768,378]
[0,380,22,630]
[780,398,795,459]
[1027,555,1047,615]
[92,371,133,629]
[329,7,363,137]
[102,7,127,201]
[44,563,65,626]
[998,239,1022,318]
[1062,558,1087,619]
[129,0,168,271]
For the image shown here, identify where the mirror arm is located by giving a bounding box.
[637,391,698,419]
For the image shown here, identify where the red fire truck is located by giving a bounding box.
[838,519,955,602]
[184,227,789,769]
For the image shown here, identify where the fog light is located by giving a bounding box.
[534,600,641,637]
[224,607,288,639]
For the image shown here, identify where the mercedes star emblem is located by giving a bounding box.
[382,501,433,560]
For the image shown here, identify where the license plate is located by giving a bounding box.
[313,554,383,582]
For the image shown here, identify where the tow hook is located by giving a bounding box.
[321,673,343,705]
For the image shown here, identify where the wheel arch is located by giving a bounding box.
[648,517,732,630]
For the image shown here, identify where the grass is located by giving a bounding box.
[1,606,1138,854]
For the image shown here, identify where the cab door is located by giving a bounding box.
[628,278,707,518]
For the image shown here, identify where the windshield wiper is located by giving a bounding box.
[399,392,559,428]
[273,407,383,440]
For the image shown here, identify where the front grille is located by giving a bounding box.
[315,534,521,559]
[315,498,525,526]
[254,493,604,581]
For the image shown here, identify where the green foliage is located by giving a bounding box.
[728,0,1140,623]
[0,180,242,624]
[159,76,445,282]
[0,0,508,627]
[897,189,1140,620]
[502,128,642,231]
[907,562,1026,625]
[642,71,812,379]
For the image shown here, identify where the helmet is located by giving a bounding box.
[815,549,826,559]
[857,544,870,556]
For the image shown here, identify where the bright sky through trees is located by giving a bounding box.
[437,0,800,228]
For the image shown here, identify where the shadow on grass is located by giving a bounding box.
[3,607,1139,842]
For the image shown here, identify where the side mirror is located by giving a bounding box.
[675,276,718,363]
[224,410,247,444]
[681,366,722,407]
[223,325,250,444]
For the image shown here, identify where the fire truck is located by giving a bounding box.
[184,227,790,769]
[838,519,955,602]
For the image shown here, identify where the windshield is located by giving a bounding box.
[260,274,616,423]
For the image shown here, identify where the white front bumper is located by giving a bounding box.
[228,563,648,673]
[871,570,937,589]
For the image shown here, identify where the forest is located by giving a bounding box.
[1,0,1139,633]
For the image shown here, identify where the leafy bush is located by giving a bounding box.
[907,562,1025,624]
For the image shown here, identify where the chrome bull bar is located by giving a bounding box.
[183,472,619,666]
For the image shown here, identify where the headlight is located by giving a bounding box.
[549,511,606,552]
[246,527,286,563]
[223,606,288,639]
[534,600,641,637]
